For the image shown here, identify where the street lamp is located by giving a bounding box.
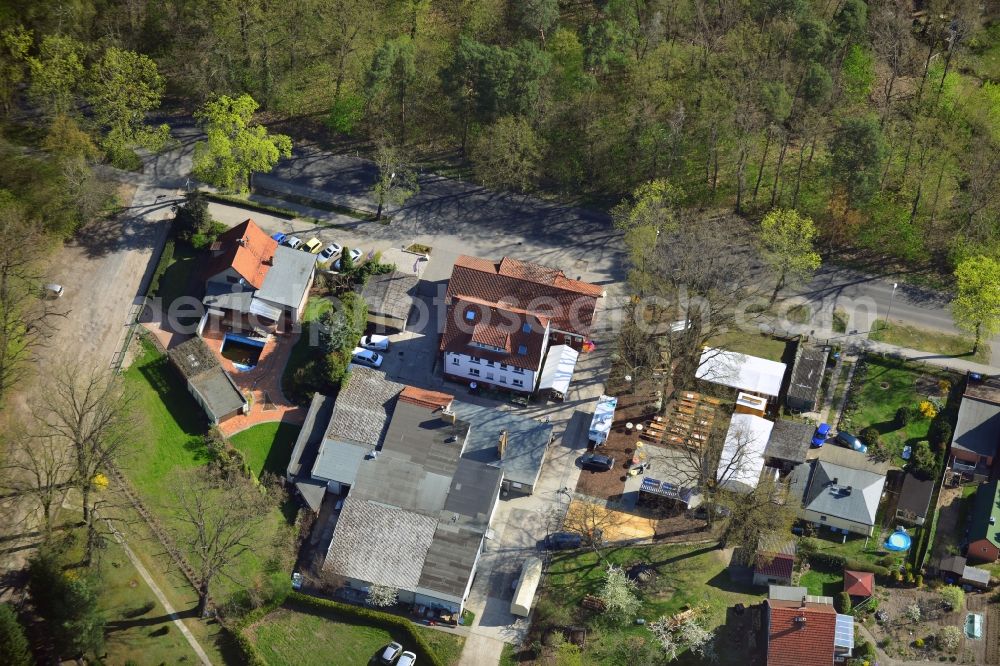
[884,282,898,332]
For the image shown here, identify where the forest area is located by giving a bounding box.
[0,0,998,276]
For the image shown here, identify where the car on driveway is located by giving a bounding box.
[271,232,287,244]
[333,247,363,270]
[303,237,323,254]
[836,430,867,453]
[580,453,615,472]
[379,642,403,665]
[545,532,583,550]
[318,243,341,263]
[397,651,417,666]
[361,334,390,351]
[812,423,830,447]
[351,347,383,369]
[284,235,303,250]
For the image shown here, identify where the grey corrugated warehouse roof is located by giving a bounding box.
[453,401,551,488]
[325,367,403,447]
[287,393,334,479]
[787,346,828,406]
[360,270,419,321]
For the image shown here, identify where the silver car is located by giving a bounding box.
[397,651,417,666]
[351,347,383,369]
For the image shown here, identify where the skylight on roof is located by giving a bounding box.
[517,344,528,355]
[465,310,476,321]
[522,322,532,333]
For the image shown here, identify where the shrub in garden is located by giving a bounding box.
[895,406,911,428]
[937,626,961,652]
[836,591,852,613]
[929,418,952,450]
[916,574,924,588]
[860,427,881,448]
[914,637,925,648]
[918,400,937,419]
[940,585,964,610]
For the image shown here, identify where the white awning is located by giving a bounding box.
[538,344,579,395]
[249,297,283,322]
[696,348,786,397]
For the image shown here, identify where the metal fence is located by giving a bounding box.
[110,298,149,374]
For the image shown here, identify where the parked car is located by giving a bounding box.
[284,235,303,250]
[291,572,302,590]
[379,642,403,665]
[836,430,867,453]
[303,237,323,254]
[397,651,417,666]
[351,347,383,369]
[545,532,583,550]
[811,423,831,447]
[318,243,341,263]
[580,453,615,472]
[42,283,64,299]
[361,334,390,351]
[333,247,364,270]
[271,232,287,243]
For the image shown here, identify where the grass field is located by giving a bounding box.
[123,337,297,603]
[247,605,465,666]
[538,543,763,664]
[841,356,959,463]
[230,421,301,478]
[800,567,843,597]
[708,329,789,362]
[869,321,990,364]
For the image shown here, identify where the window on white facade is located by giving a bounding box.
[512,378,524,387]
[486,372,494,380]
[469,356,480,364]
[469,368,480,377]
[451,356,459,365]
[465,310,476,321]
[486,360,494,367]
[499,376,507,384]
[513,366,525,375]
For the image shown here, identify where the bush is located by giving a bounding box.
[147,238,175,297]
[844,559,890,577]
[28,549,105,659]
[836,591,852,613]
[915,637,925,648]
[937,625,961,652]
[0,604,32,666]
[809,551,846,569]
[910,440,939,480]
[940,585,964,611]
[860,427,881,448]
[916,574,924,588]
[175,192,227,249]
[918,400,938,419]
[929,418,953,450]
[895,406,911,428]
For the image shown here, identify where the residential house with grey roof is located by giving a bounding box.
[789,458,887,537]
[950,376,1000,480]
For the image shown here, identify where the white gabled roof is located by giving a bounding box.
[717,413,773,493]
[696,348,786,397]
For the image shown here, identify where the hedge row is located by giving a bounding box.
[202,191,297,219]
[843,559,891,577]
[232,592,446,666]
[146,238,174,298]
[806,551,890,577]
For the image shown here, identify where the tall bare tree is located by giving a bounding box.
[170,467,272,616]
[39,367,133,564]
[0,431,75,539]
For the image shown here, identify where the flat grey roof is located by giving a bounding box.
[312,440,370,486]
[793,460,886,527]
[418,518,486,600]
[963,565,991,585]
[325,367,403,447]
[255,245,314,308]
[169,336,221,378]
[189,367,247,418]
[445,458,504,524]
[764,420,813,464]
[897,471,934,518]
[360,270,418,321]
[787,346,828,403]
[952,395,1000,458]
[380,401,470,478]
[288,393,334,479]
[352,455,452,515]
[323,497,437,590]
[453,401,551,487]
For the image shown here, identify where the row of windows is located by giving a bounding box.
[467,366,523,386]
[463,356,524,373]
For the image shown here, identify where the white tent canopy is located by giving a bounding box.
[588,394,618,445]
[717,413,773,493]
[511,557,543,617]
[538,344,579,397]
[696,348,786,397]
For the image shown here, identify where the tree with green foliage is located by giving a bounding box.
[0,25,31,115]
[319,292,368,384]
[364,37,417,143]
[174,192,227,250]
[599,564,640,620]
[910,440,939,480]
[371,141,418,221]
[192,94,291,193]
[612,179,683,295]
[940,585,965,611]
[840,45,876,105]
[0,603,32,666]
[28,549,105,659]
[952,255,1000,355]
[88,47,169,164]
[836,591,852,613]
[470,115,544,192]
[758,208,821,306]
[830,115,885,207]
[513,0,559,42]
[27,34,85,118]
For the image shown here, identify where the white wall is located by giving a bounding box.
[445,352,537,393]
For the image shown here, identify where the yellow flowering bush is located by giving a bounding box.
[92,473,109,490]
[918,401,937,419]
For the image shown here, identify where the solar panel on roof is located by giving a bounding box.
[834,614,854,649]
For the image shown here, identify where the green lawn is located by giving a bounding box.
[841,356,959,463]
[230,421,301,478]
[282,296,334,405]
[123,337,297,604]
[247,605,465,666]
[708,329,789,362]
[540,543,763,664]
[799,568,843,597]
[155,241,200,311]
[869,321,990,364]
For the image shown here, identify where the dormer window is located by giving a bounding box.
[517,344,528,355]
[521,322,532,333]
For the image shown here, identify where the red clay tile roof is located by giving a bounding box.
[447,255,601,337]
[398,386,454,411]
[439,297,547,370]
[766,600,836,666]
[754,552,794,580]
[843,570,874,597]
[203,219,277,289]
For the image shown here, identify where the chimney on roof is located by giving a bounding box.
[238,237,247,246]
[800,596,807,608]
[498,430,508,459]
[832,477,839,485]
